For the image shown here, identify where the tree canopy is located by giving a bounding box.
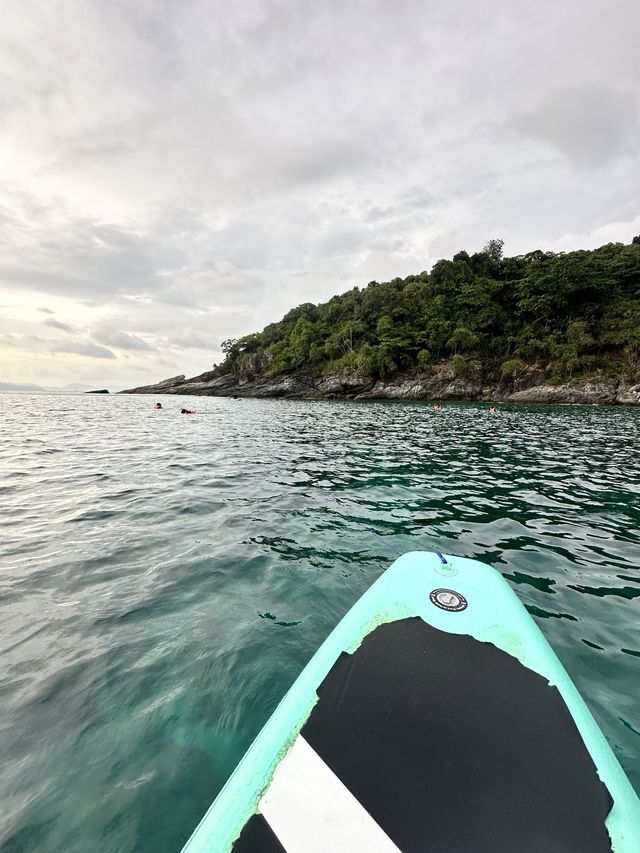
[213,238,640,383]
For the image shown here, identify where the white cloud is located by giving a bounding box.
[544,214,640,255]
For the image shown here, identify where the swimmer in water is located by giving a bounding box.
[489,406,497,413]
[153,402,162,409]
[181,407,196,414]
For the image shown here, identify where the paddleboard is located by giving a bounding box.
[183,551,640,852]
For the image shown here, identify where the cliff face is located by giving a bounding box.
[120,364,640,405]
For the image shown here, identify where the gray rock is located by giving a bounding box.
[315,376,344,396]
[119,364,640,405]
[439,379,483,400]
[156,374,185,387]
[119,374,185,394]
[616,384,640,405]
[507,378,618,405]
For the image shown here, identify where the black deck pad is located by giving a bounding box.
[232,814,285,852]
[301,616,613,853]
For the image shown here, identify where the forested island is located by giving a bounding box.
[123,237,640,404]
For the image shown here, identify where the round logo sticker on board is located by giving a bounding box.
[430,588,468,612]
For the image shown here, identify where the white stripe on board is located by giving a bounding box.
[259,736,401,853]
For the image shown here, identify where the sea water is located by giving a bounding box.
[1,393,639,851]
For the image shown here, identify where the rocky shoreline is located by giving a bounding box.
[119,364,640,405]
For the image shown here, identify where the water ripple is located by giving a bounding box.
[0,393,639,851]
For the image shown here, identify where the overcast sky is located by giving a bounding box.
[1,0,639,388]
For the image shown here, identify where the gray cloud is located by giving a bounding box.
[1,331,114,360]
[1,0,639,386]
[1,333,47,349]
[93,328,154,351]
[43,317,75,333]
[52,340,116,359]
[168,332,214,350]
[513,85,639,166]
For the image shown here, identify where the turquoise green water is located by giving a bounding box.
[1,394,639,852]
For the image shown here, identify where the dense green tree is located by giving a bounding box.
[447,327,480,353]
[211,238,640,382]
[484,238,504,261]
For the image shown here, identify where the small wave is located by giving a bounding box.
[1,396,640,851]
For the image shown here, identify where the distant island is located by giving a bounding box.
[122,237,640,405]
[0,382,108,395]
